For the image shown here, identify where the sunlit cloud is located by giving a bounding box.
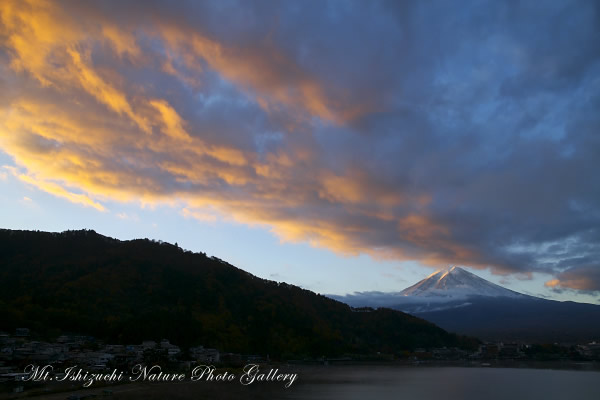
[0,0,599,293]
[545,279,561,288]
[180,207,218,223]
[545,266,600,293]
[17,171,107,212]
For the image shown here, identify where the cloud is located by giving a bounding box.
[180,207,218,223]
[17,171,107,212]
[0,0,599,292]
[115,212,139,222]
[545,265,600,293]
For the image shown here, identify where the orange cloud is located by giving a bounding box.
[101,24,142,60]
[149,99,191,142]
[545,279,560,288]
[545,269,600,292]
[158,23,370,124]
[17,172,106,212]
[0,0,493,276]
[68,48,151,133]
[181,207,218,223]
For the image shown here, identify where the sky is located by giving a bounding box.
[0,0,599,304]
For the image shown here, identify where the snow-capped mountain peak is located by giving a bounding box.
[399,266,524,298]
[327,266,528,314]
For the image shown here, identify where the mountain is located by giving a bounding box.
[400,266,524,299]
[330,267,600,342]
[0,229,478,358]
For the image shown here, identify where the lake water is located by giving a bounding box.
[281,366,600,400]
[13,365,599,399]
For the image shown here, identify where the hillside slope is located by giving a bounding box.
[0,229,476,357]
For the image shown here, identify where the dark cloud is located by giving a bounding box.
[0,0,599,290]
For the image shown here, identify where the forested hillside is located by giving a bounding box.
[0,229,477,357]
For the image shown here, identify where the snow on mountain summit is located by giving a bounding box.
[399,266,524,299]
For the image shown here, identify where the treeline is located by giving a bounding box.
[0,229,478,358]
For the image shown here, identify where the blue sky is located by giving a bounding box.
[1,0,599,304]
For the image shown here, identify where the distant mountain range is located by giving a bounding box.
[330,267,600,342]
[0,229,478,358]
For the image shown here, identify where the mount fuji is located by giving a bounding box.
[329,267,600,342]
[399,266,524,299]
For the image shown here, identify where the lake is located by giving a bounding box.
[281,366,600,400]
[12,365,599,399]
